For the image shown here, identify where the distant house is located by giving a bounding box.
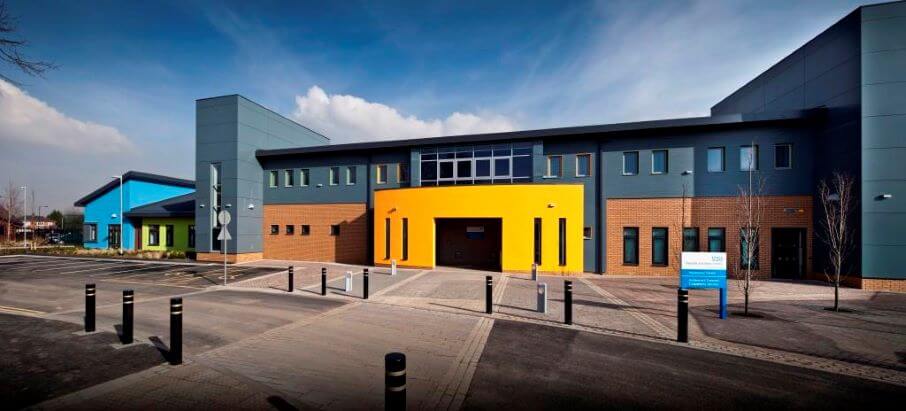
[73,171,194,251]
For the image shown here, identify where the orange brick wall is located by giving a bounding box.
[263,203,368,264]
[606,196,813,278]
[861,278,906,293]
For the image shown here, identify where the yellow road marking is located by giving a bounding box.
[0,304,46,315]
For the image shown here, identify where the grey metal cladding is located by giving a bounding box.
[543,140,599,271]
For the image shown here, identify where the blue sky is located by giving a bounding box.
[0,0,866,211]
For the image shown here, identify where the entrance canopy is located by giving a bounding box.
[373,184,584,274]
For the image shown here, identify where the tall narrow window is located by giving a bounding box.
[398,164,410,183]
[652,228,668,266]
[284,169,294,187]
[708,228,726,252]
[268,170,278,188]
[576,154,591,177]
[558,218,567,266]
[377,165,388,184]
[623,151,639,175]
[682,228,699,252]
[188,225,195,248]
[402,218,409,260]
[623,227,639,264]
[149,225,160,246]
[740,228,759,269]
[533,218,542,265]
[707,147,725,172]
[300,169,310,186]
[545,155,562,177]
[774,144,792,169]
[84,223,98,242]
[329,167,340,185]
[165,225,174,247]
[740,145,759,171]
[651,150,668,174]
[346,166,357,185]
[384,218,391,260]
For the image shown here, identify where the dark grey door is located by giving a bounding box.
[772,228,805,279]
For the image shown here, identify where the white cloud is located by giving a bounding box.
[0,79,135,154]
[292,86,516,143]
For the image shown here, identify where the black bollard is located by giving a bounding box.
[385,352,406,411]
[170,297,183,365]
[485,276,493,314]
[122,289,134,344]
[677,288,689,343]
[288,266,294,292]
[321,267,327,296]
[363,268,369,300]
[564,280,573,325]
[85,283,96,332]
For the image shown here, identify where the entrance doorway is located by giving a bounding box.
[435,218,501,270]
[108,224,121,249]
[771,228,806,279]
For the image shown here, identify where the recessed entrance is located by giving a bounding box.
[772,228,806,279]
[435,218,501,270]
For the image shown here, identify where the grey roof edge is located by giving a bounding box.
[256,108,823,158]
[123,192,196,218]
[196,94,330,143]
[73,171,195,207]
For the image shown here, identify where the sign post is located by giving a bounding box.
[217,210,232,286]
[680,252,727,319]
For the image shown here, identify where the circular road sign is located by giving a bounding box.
[218,210,232,226]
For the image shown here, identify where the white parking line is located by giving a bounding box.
[92,265,166,276]
[63,262,137,275]
[31,261,114,272]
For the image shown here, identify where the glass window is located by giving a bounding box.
[652,228,668,266]
[707,147,725,172]
[268,170,278,188]
[384,218,391,259]
[329,167,340,185]
[534,218,542,265]
[165,225,174,247]
[300,225,310,235]
[494,158,510,177]
[623,227,639,264]
[188,225,195,248]
[652,150,668,174]
[708,228,726,252]
[84,224,98,242]
[475,159,491,177]
[285,225,294,235]
[558,218,567,266]
[300,169,310,186]
[270,225,279,235]
[284,170,294,187]
[740,228,759,269]
[330,225,340,236]
[402,218,409,260]
[623,152,639,175]
[398,164,409,183]
[346,166,357,185]
[439,162,454,179]
[583,226,593,239]
[421,160,437,181]
[149,225,160,246]
[376,165,388,184]
[576,154,591,177]
[682,228,699,252]
[456,160,472,178]
[775,144,792,169]
[546,156,562,177]
[513,156,531,178]
[740,145,759,171]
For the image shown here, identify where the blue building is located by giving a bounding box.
[74,171,195,250]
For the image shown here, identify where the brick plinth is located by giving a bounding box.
[860,278,906,293]
[606,196,813,278]
[263,203,368,264]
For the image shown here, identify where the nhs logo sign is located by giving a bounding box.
[680,252,727,289]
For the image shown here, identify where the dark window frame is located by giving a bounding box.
[85,223,98,242]
[188,225,195,248]
[739,228,760,269]
[708,227,726,252]
[533,218,542,265]
[384,218,391,260]
[285,225,294,235]
[165,224,174,247]
[300,225,310,235]
[148,224,160,246]
[622,151,639,176]
[330,225,340,236]
[740,145,759,172]
[651,227,668,266]
[402,218,409,260]
[268,170,278,188]
[558,218,567,266]
[576,153,592,177]
[774,143,792,170]
[623,227,639,265]
[545,155,563,178]
[707,147,725,173]
[682,227,699,252]
[270,225,279,235]
[651,150,668,175]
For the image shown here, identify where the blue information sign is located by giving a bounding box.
[680,252,728,319]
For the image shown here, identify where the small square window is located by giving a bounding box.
[268,170,278,188]
[740,145,759,171]
[398,164,410,183]
[576,154,591,177]
[285,225,294,235]
[623,152,639,175]
[300,169,310,186]
[583,226,593,239]
[546,155,562,177]
[270,225,279,235]
[707,147,725,172]
[652,150,668,174]
[775,144,792,169]
[347,166,357,185]
[330,225,340,236]
[284,170,294,187]
[300,225,310,235]
[377,165,388,184]
[329,167,340,185]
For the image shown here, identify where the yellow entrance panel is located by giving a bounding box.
[374,184,584,274]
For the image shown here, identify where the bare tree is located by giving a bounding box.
[672,179,691,275]
[2,180,22,242]
[818,172,855,312]
[734,145,766,316]
[0,1,56,83]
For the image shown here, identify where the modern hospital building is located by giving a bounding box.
[76,1,906,291]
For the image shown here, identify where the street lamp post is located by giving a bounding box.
[111,176,123,254]
[20,186,26,248]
